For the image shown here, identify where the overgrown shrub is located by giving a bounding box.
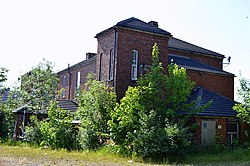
[109,43,201,158]
[76,73,117,150]
[24,100,78,150]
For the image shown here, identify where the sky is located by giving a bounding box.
[0,0,249,100]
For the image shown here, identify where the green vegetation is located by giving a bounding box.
[234,77,250,124]
[0,67,8,86]
[76,73,117,150]
[0,144,141,165]
[1,144,250,165]
[108,43,205,158]
[0,59,58,140]
[3,45,250,164]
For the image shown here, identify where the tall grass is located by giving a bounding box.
[183,146,250,165]
[2,142,250,165]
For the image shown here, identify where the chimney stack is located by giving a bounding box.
[86,52,97,59]
[148,21,158,27]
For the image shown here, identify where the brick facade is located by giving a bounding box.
[187,70,234,100]
[115,27,169,99]
[58,56,96,100]
[56,17,243,146]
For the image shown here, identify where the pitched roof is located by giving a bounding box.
[169,37,225,58]
[168,54,234,76]
[57,56,96,74]
[12,100,78,114]
[186,86,237,117]
[95,17,172,38]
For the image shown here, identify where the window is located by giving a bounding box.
[109,49,114,80]
[131,50,138,80]
[99,53,103,81]
[227,122,239,145]
[62,75,67,98]
[75,71,80,97]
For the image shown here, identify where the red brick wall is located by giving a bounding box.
[96,29,115,87]
[196,117,239,145]
[58,59,96,100]
[187,70,234,100]
[169,49,223,70]
[115,27,169,100]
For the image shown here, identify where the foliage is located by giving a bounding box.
[20,59,58,111]
[23,116,42,145]
[233,77,250,124]
[24,99,77,150]
[109,43,200,158]
[0,86,21,140]
[76,73,117,150]
[0,67,8,85]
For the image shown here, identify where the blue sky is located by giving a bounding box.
[0,0,249,100]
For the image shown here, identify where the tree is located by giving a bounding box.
[233,77,250,123]
[109,43,199,158]
[76,73,117,150]
[24,99,77,150]
[0,86,20,139]
[20,59,58,111]
[0,67,8,84]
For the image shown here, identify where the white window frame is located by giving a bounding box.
[131,50,138,80]
[227,122,239,145]
[62,75,67,98]
[75,71,80,97]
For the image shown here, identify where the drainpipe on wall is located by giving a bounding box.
[68,64,72,100]
[113,27,117,88]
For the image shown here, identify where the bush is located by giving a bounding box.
[76,73,117,150]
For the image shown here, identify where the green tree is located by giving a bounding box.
[76,73,117,150]
[233,77,250,123]
[109,43,199,158]
[0,86,20,140]
[24,99,77,150]
[20,59,58,111]
[0,67,8,84]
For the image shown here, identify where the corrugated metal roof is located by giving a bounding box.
[168,54,234,76]
[186,86,237,117]
[169,37,225,58]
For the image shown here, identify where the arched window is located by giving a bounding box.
[99,53,103,81]
[131,50,138,80]
[109,49,114,80]
[62,75,67,98]
[75,71,80,97]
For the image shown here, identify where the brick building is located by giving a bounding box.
[57,17,243,145]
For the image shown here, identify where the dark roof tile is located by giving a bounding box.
[96,17,172,38]
[186,86,237,117]
[168,54,234,76]
[169,37,225,58]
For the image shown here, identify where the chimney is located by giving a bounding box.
[86,52,97,59]
[148,21,158,27]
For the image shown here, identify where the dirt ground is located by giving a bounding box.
[0,156,134,166]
